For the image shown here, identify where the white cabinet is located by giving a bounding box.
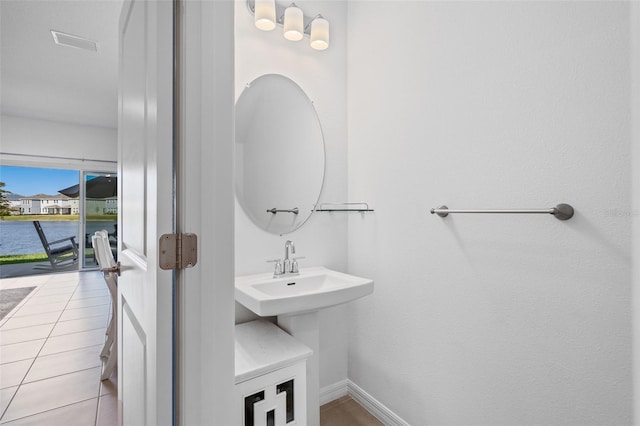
[235,320,313,426]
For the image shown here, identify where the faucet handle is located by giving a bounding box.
[291,256,305,274]
[267,259,283,276]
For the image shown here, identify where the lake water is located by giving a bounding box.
[0,221,117,256]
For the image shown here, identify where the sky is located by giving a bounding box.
[0,166,80,196]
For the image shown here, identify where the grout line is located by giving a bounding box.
[0,387,18,421]
[0,311,107,332]
[94,362,108,426]
[48,324,110,339]
[0,281,79,423]
[36,343,108,359]
[0,321,58,333]
[56,312,110,323]
[0,285,41,329]
[33,342,105,358]
[2,279,97,422]
[94,395,101,426]
[0,343,45,366]
[0,335,51,348]
[5,309,66,320]
[0,396,99,425]
[1,342,105,366]
[0,302,107,329]
[0,272,109,423]
[21,365,103,387]
[61,303,111,311]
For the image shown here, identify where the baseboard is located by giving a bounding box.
[319,379,348,405]
[347,379,409,426]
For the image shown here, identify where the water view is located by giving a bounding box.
[0,220,117,256]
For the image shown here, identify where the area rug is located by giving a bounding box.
[0,287,36,320]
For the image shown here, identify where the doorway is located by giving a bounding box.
[0,166,118,278]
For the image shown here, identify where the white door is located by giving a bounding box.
[118,0,174,424]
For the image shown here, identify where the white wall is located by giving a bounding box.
[631,0,640,422]
[234,0,349,388]
[1,115,117,169]
[347,2,632,424]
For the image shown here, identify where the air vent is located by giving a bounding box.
[51,30,98,52]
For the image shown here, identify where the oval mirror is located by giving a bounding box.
[235,74,325,235]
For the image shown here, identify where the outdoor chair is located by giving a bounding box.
[93,230,118,381]
[32,221,79,269]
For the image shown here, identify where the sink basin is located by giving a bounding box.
[235,266,374,316]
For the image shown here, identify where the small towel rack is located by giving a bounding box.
[316,202,374,212]
[430,203,574,221]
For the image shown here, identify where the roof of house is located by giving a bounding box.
[20,194,72,200]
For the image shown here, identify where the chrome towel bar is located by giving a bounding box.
[267,207,299,215]
[430,203,574,221]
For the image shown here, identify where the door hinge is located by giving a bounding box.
[159,233,198,270]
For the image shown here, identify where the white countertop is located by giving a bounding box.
[235,319,313,384]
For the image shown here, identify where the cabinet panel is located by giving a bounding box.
[236,362,307,426]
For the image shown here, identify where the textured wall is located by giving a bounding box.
[347,2,632,424]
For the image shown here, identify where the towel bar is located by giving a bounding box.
[430,203,574,221]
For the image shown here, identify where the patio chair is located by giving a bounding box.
[32,221,79,269]
[93,230,118,381]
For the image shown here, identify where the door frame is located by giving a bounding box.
[116,1,236,422]
[175,0,235,424]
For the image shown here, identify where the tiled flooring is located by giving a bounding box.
[321,396,383,426]
[0,271,120,425]
[1,271,379,426]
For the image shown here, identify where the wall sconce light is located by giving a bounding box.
[309,15,329,50]
[254,0,276,31]
[283,4,304,41]
[247,0,330,50]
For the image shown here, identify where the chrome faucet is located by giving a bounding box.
[283,240,295,274]
[270,240,300,278]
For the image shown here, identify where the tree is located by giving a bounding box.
[0,182,12,216]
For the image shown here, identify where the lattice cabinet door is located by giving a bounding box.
[236,361,308,426]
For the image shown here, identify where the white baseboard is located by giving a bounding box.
[347,379,409,426]
[319,379,348,405]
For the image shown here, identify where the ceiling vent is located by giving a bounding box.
[51,30,98,52]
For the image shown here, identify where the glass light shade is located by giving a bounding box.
[310,16,329,50]
[254,0,276,31]
[283,4,304,41]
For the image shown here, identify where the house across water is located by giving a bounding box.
[17,194,114,215]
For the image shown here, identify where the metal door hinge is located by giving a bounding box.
[159,233,198,270]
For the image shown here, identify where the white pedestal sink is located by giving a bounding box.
[235,267,374,426]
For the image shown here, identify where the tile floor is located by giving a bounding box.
[1,271,378,426]
[321,396,383,426]
[0,271,121,425]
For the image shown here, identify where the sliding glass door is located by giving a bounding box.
[82,171,118,268]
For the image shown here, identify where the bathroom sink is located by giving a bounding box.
[235,266,374,316]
